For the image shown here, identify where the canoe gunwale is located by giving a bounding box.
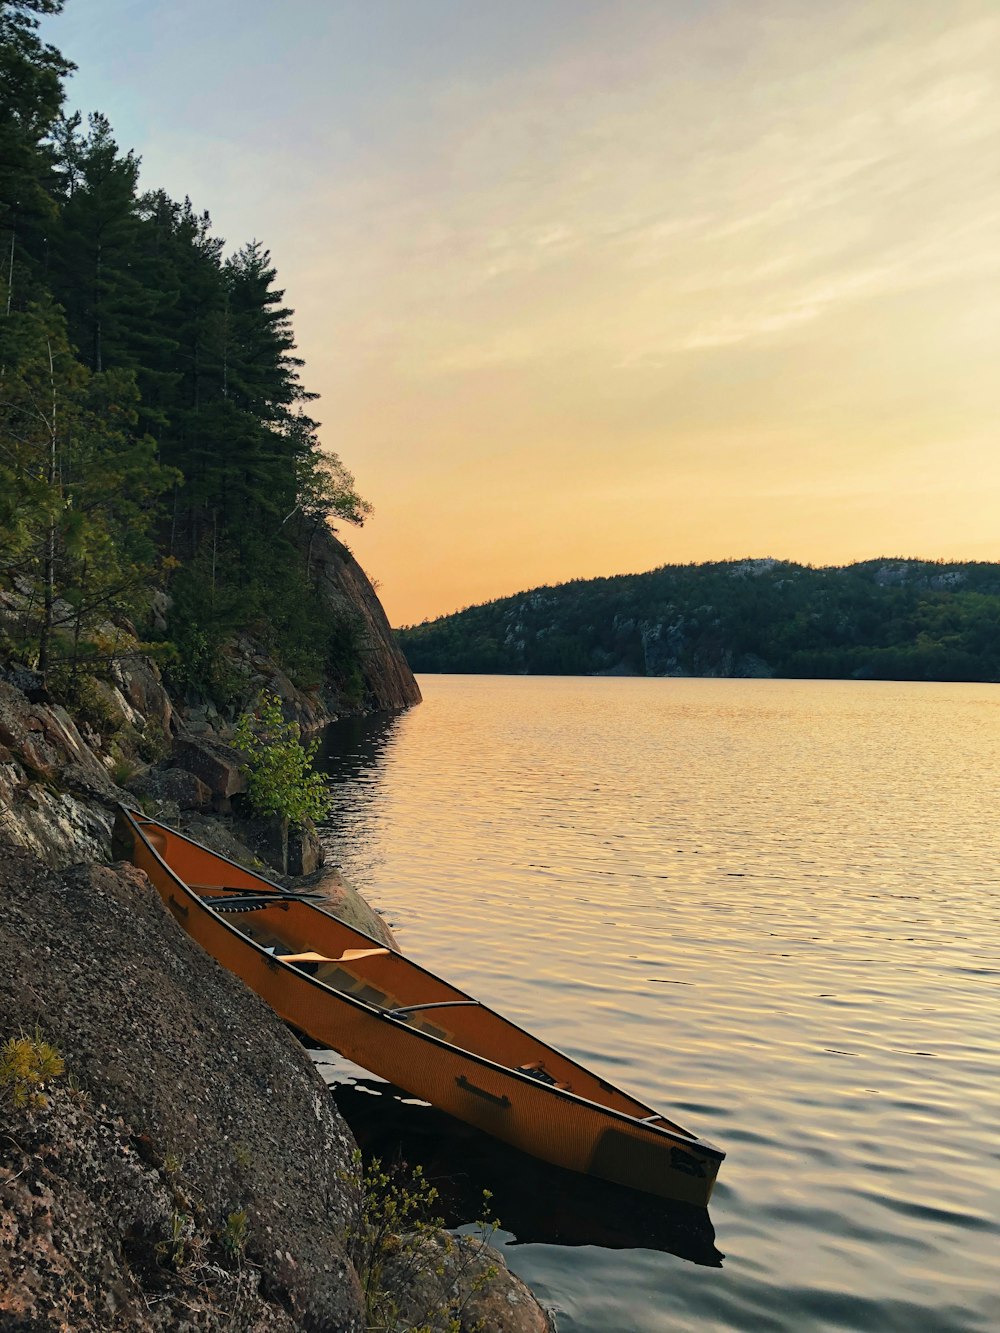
[118,806,725,1164]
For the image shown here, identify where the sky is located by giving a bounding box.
[43,0,1000,625]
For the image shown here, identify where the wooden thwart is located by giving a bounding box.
[280,948,390,965]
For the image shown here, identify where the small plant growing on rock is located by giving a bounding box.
[0,1031,65,1111]
[156,1209,195,1271]
[219,1209,249,1265]
[234,691,329,828]
[339,1150,499,1333]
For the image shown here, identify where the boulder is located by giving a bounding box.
[87,675,144,731]
[289,820,323,876]
[0,775,116,868]
[382,1231,555,1333]
[172,737,247,806]
[149,588,171,633]
[308,865,398,949]
[0,660,49,703]
[126,765,213,812]
[0,681,108,788]
[112,656,174,738]
[176,812,271,877]
[0,842,366,1330]
[234,814,324,878]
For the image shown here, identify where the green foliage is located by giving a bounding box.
[218,1209,249,1264]
[0,298,178,676]
[338,1150,499,1333]
[156,1209,194,1271]
[398,559,1000,683]
[1,6,374,710]
[0,1029,65,1111]
[234,691,329,827]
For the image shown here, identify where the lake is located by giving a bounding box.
[316,675,999,1332]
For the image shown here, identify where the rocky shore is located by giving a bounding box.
[0,549,554,1331]
[0,844,552,1331]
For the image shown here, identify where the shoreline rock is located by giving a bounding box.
[0,844,365,1330]
[0,626,555,1329]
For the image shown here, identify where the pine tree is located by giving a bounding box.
[0,300,175,675]
[0,1,72,311]
[51,112,149,374]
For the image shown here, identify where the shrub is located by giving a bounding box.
[233,691,329,828]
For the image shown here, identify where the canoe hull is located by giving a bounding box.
[115,809,723,1205]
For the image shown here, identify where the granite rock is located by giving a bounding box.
[0,843,365,1331]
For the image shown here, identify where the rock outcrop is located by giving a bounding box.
[0,843,364,1330]
[0,678,130,867]
[1,1084,303,1331]
[305,525,422,713]
[384,1232,556,1333]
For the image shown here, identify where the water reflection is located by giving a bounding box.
[326,1068,722,1268]
[317,708,406,787]
[311,677,1000,1333]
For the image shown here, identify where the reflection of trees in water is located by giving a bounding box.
[317,710,406,782]
[315,711,408,870]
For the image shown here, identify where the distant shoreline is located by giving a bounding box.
[397,558,1000,683]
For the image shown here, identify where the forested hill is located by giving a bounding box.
[1,1,418,714]
[397,559,1000,682]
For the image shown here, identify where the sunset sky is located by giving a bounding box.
[47,1,1000,625]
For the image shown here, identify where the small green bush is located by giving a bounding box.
[156,1209,195,1271]
[234,691,329,828]
[219,1209,249,1264]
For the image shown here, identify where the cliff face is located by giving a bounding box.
[305,525,422,713]
[0,522,419,872]
[0,673,138,867]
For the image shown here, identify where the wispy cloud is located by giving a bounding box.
[54,0,1000,620]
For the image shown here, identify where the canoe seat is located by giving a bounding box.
[195,885,325,903]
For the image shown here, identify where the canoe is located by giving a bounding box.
[113,806,725,1205]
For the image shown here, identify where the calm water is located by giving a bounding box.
[316,675,1000,1332]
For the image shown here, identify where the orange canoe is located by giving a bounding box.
[113,806,725,1205]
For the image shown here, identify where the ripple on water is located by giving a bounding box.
[318,676,1000,1333]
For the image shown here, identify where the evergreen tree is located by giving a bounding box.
[0,300,175,674]
[51,111,150,374]
[0,0,72,311]
[1,0,375,703]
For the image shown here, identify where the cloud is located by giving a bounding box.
[58,0,1000,620]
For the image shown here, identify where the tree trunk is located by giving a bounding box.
[38,339,58,678]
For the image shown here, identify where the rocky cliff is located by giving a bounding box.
[0,518,419,875]
[304,524,422,714]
